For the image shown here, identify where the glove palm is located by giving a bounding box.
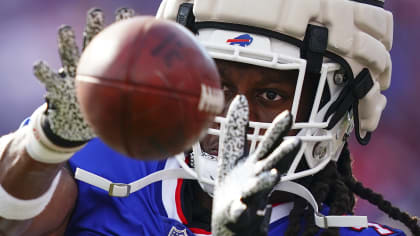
[33,8,135,144]
[212,95,301,236]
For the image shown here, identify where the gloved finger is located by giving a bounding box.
[228,198,247,223]
[57,25,80,78]
[218,95,249,183]
[256,137,301,175]
[252,110,292,162]
[82,8,104,51]
[115,7,136,22]
[33,60,61,89]
[241,168,279,199]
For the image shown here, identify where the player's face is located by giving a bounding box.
[200,59,317,156]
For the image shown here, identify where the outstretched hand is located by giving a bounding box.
[211,95,301,236]
[32,8,135,143]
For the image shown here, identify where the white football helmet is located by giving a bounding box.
[157,0,393,195]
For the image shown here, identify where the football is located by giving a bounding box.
[76,16,224,159]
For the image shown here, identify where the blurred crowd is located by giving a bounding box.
[0,0,418,234]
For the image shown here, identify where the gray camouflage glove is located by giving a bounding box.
[211,95,301,236]
[32,8,135,146]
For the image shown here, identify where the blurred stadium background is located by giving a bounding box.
[0,0,418,235]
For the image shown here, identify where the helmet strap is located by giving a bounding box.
[300,24,328,75]
[324,68,374,145]
[176,3,197,33]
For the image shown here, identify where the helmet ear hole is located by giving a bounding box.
[303,130,332,169]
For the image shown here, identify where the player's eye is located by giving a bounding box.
[257,89,283,101]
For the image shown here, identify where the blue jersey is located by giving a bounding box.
[66,138,405,236]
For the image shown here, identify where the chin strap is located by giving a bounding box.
[273,181,368,228]
[75,162,367,228]
[74,166,196,198]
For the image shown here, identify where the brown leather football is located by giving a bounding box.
[76,16,223,159]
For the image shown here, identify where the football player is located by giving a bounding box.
[0,1,419,236]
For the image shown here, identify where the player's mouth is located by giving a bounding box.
[200,135,219,157]
[199,131,255,158]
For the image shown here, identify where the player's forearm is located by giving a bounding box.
[0,128,63,200]
[0,128,64,235]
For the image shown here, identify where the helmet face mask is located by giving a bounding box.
[174,29,354,195]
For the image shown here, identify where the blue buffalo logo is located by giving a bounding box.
[226,34,253,47]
